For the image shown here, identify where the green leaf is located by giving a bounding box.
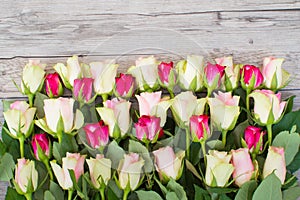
[106,141,125,169]
[0,140,6,156]
[186,160,202,181]
[194,185,210,200]
[208,187,237,194]
[0,153,15,181]
[34,92,49,118]
[273,110,300,136]
[107,180,123,200]
[49,181,64,200]
[155,127,186,150]
[52,134,78,163]
[167,179,188,200]
[5,187,25,200]
[1,122,20,160]
[136,190,163,200]
[287,151,300,173]
[220,194,232,200]
[190,142,201,165]
[282,186,300,200]
[284,96,295,114]
[272,131,300,165]
[231,120,249,148]
[44,191,56,200]
[2,100,14,112]
[252,173,282,200]
[128,140,153,173]
[234,180,257,200]
[166,192,180,200]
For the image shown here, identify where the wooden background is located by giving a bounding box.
[0,0,299,199]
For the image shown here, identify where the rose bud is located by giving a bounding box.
[205,150,234,187]
[45,73,64,98]
[244,126,265,152]
[127,56,159,91]
[73,78,94,103]
[262,57,290,90]
[176,55,204,91]
[90,60,118,95]
[50,153,86,190]
[171,91,207,127]
[86,154,112,189]
[204,62,225,95]
[3,101,36,139]
[97,98,131,138]
[84,121,109,148]
[208,91,240,131]
[215,57,240,91]
[35,98,84,139]
[263,146,286,184]
[240,65,263,91]
[135,115,163,143]
[117,153,144,191]
[231,148,255,187]
[54,55,82,89]
[114,73,135,98]
[158,61,176,88]
[189,114,211,142]
[21,60,46,95]
[14,158,38,194]
[249,90,286,125]
[153,146,185,183]
[32,133,51,161]
[136,91,171,127]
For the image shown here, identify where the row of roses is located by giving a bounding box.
[20,55,288,103]
[15,138,286,200]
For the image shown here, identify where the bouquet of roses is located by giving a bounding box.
[1,55,299,200]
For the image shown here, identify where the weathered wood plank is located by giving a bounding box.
[0,3,299,58]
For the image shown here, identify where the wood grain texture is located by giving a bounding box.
[1,0,300,199]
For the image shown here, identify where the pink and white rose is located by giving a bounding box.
[3,101,36,138]
[263,146,286,184]
[152,146,185,183]
[231,148,254,187]
[118,153,145,190]
[208,91,240,131]
[249,90,286,125]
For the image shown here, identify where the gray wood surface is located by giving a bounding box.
[0,0,300,199]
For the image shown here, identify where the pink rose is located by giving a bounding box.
[158,61,176,87]
[263,146,286,184]
[189,114,210,142]
[231,148,254,187]
[244,126,265,152]
[84,121,109,148]
[73,78,94,103]
[31,133,50,161]
[135,115,162,142]
[45,73,64,98]
[240,65,263,90]
[114,73,135,98]
[204,62,225,92]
